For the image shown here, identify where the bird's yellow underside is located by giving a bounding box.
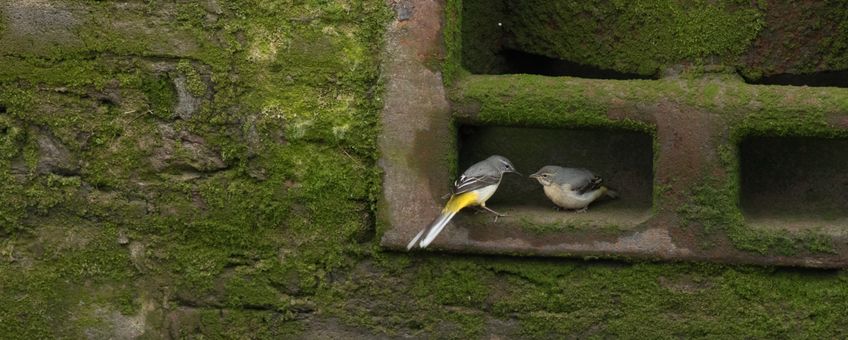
[443,192,479,213]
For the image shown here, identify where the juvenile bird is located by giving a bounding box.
[529,165,617,212]
[407,155,519,250]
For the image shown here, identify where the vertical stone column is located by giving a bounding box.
[378,0,454,245]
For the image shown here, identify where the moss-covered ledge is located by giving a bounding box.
[452,74,848,127]
[437,73,848,267]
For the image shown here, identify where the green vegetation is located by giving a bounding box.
[2,0,848,338]
[452,76,656,132]
[0,0,392,337]
[510,0,765,75]
[176,60,207,97]
[461,0,848,78]
[678,181,836,255]
[442,0,465,85]
[462,0,765,75]
[519,218,623,235]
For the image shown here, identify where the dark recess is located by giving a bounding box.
[745,70,848,88]
[457,125,653,210]
[96,97,117,106]
[0,105,6,114]
[740,136,848,219]
[499,49,654,80]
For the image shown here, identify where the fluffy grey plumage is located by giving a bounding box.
[530,165,617,211]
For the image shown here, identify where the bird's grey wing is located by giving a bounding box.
[453,173,500,195]
[576,176,604,195]
[558,168,602,194]
[453,161,500,195]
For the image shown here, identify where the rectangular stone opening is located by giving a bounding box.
[460,0,654,79]
[740,136,848,234]
[453,125,653,232]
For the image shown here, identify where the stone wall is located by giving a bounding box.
[2,1,848,338]
[462,0,848,79]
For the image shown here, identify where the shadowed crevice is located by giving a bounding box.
[740,136,848,234]
[499,49,654,80]
[745,70,848,88]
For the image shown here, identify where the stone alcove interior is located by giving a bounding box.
[740,136,848,234]
[454,125,654,229]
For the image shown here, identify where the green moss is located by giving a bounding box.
[6,0,848,338]
[519,218,622,235]
[452,1,848,77]
[442,311,486,338]
[0,265,74,337]
[196,308,303,338]
[683,95,839,255]
[176,60,207,97]
[678,182,743,235]
[732,106,848,140]
[0,57,114,88]
[454,74,848,254]
[0,220,139,337]
[140,73,177,119]
[459,0,765,75]
[442,0,465,85]
[739,1,848,78]
[453,75,655,132]
[222,270,292,311]
[678,180,836,255]
[456,74,848,129]
[0,0,391,336]
[0,115,24,161]
[413,260,491,307]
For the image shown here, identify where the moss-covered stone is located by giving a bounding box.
[176,60,207,97]
[5,0,848,338]
[452,74,848,255]
[460,0,848,78]
[0,0,389,337]
[442,0,465,85]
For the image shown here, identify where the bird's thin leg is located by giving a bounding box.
[480,204,507,222]
[576,206,588,213]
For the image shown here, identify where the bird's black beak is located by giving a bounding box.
[529,172,540,179]
[512,170,523,176]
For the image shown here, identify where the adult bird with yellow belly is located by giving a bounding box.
[407,155,519,250]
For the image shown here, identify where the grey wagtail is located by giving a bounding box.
[529,165,618,212]
[407,155,519,250]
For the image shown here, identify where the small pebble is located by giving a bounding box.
[117,229,129,245]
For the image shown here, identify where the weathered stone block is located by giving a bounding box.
[379,0,848,268]
[0,1,83,55]
[460,0,848,79]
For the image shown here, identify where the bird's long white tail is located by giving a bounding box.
[406,192,477,250]
[406,211,459,250]
[406,229,426,250]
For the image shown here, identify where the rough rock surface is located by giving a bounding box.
[1,0,848,338]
